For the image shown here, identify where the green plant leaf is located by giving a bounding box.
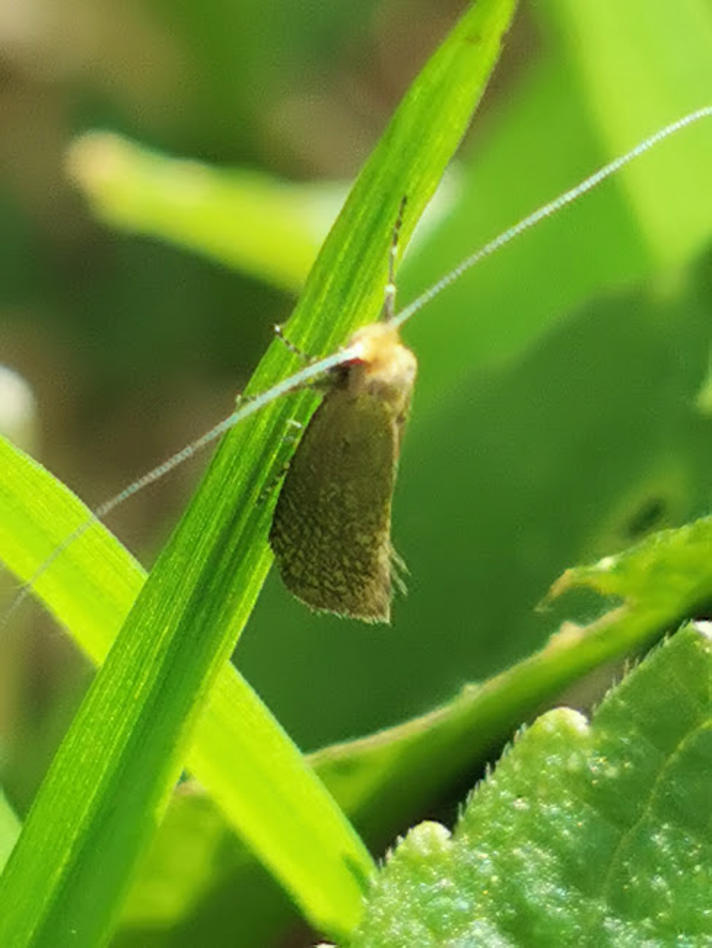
[313,508,712,838]
[67,132,344,294]
[0,1,519,944]
[548,512,712,620]
[349,623,712,946]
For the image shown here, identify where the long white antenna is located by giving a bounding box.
[5,105,710,619]
[392,105,712,328]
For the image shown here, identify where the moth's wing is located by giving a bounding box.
[270,389,399,622]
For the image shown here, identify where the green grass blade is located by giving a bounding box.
[0,1,519,944]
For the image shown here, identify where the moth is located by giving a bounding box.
[4,108,709,627]
[269,199,415,623]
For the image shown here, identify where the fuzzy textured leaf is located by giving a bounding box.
[350,624,712,946]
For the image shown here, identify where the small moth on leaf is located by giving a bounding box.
[3,108,710,628]
[270,199,416,623]
[269,321,416,623]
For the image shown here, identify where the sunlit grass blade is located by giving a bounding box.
[0,0,519,943]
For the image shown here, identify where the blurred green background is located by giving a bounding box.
[0,0,711,943]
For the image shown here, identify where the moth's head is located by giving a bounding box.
[345,321,417,392]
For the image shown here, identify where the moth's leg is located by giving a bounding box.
[234,391,256,408]
[281,417,304,444]
[273,323,319,363]
[382,194,408,323]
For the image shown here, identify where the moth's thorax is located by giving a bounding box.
[342,322,417,415]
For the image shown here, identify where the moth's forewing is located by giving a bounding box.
[270,389,396,621]
[270,328,416,623]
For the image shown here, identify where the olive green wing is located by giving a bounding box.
[269,389,400,622]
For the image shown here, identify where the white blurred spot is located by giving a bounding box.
[692,620,712,641]
[0,366,37,449]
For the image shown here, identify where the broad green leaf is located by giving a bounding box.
[314,508,712,836]
[0,1,519,944]
[549,511,712,616]
[349,624,712,946]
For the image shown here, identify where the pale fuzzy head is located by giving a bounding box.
[346,322,417,397]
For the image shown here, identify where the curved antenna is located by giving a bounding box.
[392,105,712,329]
